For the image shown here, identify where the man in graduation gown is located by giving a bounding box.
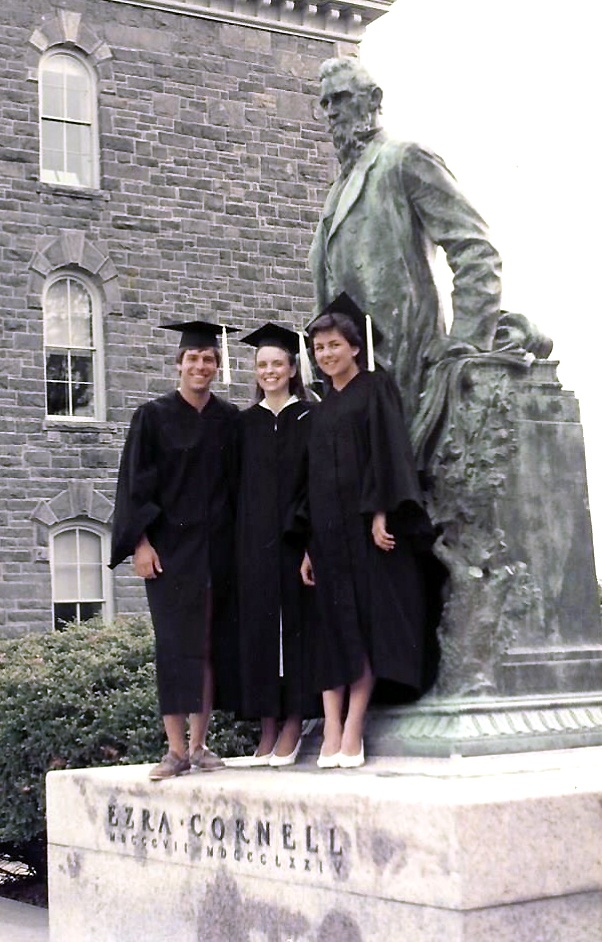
[110,321,239,780]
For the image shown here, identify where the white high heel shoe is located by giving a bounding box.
[269,737,302,767]
[223,749,274,768]
[338,741,365,769]
[316,748,340,769]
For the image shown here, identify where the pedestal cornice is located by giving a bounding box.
[106,0,393,41]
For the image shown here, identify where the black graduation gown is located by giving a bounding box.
[307,370,436,695]
[237,399,317,719]
[110,391,240,715]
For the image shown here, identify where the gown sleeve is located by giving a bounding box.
[281,405,313,547]
[360,372,435,546]
[282,442,311,547]
[109,405,162,568]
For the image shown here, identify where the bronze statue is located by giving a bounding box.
[310,56,503,423]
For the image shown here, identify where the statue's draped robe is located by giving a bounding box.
[309,132,502,423]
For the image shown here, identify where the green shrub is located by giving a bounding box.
[0,616,256,871]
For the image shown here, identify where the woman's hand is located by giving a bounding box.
[372,512,395,552]
[133,535,163,579]
[300,551,315,586]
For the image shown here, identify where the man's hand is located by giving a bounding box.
[300,552,315,586]
[372,512,395,552]
[133,535,163,579]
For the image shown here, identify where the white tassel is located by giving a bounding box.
[297,330,313,388]
[221,325,231,385]
[365,314,375,371]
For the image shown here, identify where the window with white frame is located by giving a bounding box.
[43,272,105,421]
[39,49,99,189]
[51,525,112,630]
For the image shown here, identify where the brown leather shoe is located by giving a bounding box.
[149,750,190,780]
[189,745,224,772]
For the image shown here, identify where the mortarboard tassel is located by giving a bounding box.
[365,314,375,372]
[297,330,314,388]
[221,325,232,385]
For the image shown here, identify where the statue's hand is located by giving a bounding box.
[425,336,479,364]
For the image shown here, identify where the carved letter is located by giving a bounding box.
[305,826,318,853]
[257,820,271,847]
[235,819,250,845]
[282,823,296,850]
[329,828,342,856]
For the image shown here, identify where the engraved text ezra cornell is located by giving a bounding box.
[106,802,346,876]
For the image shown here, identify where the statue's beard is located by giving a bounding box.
[331,114,376,175]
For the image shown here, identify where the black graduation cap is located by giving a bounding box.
[307,292,383,370]
[242,321,314,386]
[309,292,384,348]
[161,320,238,350]
[241,322,302,355]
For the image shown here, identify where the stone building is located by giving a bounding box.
[0,0,390,637]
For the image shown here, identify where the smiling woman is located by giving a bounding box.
[312,327,360,390]
[230,322,317,767]
[301,296,443,768]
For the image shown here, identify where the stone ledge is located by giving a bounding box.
[109,0,393,40]
[47,748,602,941]
[361,692,602,757]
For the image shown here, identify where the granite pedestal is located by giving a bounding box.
[47,747,602,941]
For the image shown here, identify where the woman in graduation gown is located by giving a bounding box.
[229,323,316,767]
[300,294,439,768]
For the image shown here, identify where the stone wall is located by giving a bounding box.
[0,0,348,636]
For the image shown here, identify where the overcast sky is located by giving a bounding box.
[361,0,602,575]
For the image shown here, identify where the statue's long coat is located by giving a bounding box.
[309,132,502,422]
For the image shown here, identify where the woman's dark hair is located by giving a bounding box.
[254,340,307,401]
[308,312,367,370]
[176,345,221,368]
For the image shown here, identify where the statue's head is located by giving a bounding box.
[318,57,382,162]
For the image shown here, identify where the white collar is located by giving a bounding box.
[259,394,299,416]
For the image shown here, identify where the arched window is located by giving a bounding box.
[43,271,105,421]
[51,524,112,630]
[39,49,99,188]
